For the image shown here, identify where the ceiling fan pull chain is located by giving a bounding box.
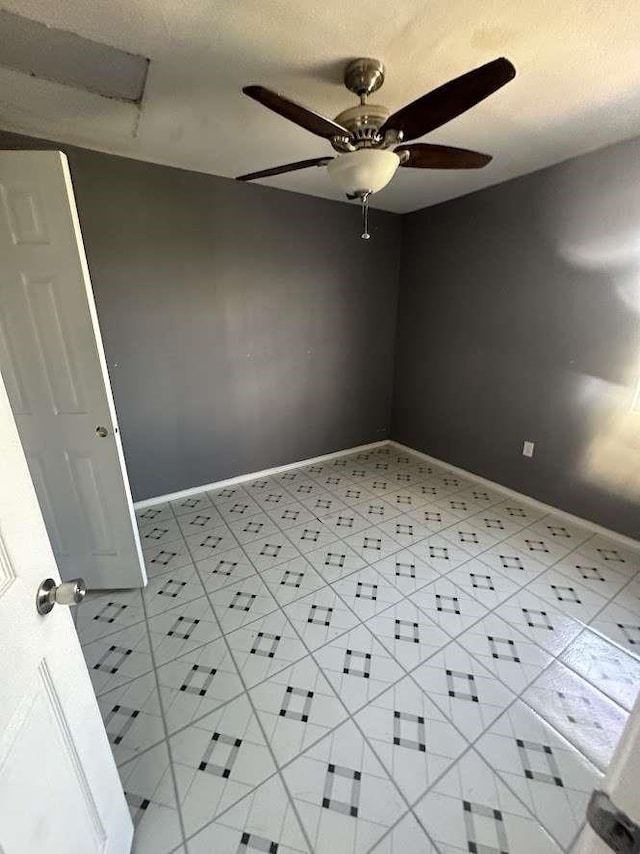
[361,192,371,240]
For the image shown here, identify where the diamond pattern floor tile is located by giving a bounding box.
[439,520,504,557]
[368,811,435,853]
[138,517,184,548]
[171,493,213,516]
[371,548,439,597]
[142,563,206,618]
[590,591,640,654]
[456,613,553,694]
[364,599,449,671]
[266,500,319,529]
[284,520,341,555]
[155,636,244,733]
[208,484,252,507]
[553,553,631,599]
[446,559,521,608]
[216,495,263,523]
[525,568,609,623]
[143,538,194,578]
[97,672,165,765]
[184,523,239,562]
[409,576,488,638]
[305,541,367,584]
[119,742,183,854]
[575,536,640,578]
[81,620,154,696]
[344,526,404,563]
[249,655,348,766]
[227,510,283,545]
[208,573,278,632]
[170,693,277,838]
[355,675,467,803]
[284,585,360,651]
[146,596,221,665]
[76,589,145,644]
[187,774,311,853]
[314,624,405,713]
[414,749,562,853]
[475,699,602,850]
[196,546,257,594]
[377,514,430,550]
[260,557,326,607]
[410,534,474,573]
[137,502,173,524]
[411,642,516,742]
[333,566,404,622]
[407,502,461,535]
[282,719,407,854]
[177,507,224,537]
[478,542,548,582]
[560,628,640,711]
[522,661,629,770]
[243,533,302,571]
[76,444,640,854]
[226,609,308,688]
[494,590,583,656]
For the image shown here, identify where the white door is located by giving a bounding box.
[0,369,133,854]
[0,150,145,589]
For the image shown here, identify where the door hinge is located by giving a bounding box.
[587,790,640,853]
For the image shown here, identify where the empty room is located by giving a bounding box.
[1,2,640,853]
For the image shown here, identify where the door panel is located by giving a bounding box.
[1,666,107,853]
[22,272,85,414]
[67,452,115,555]
[0,181,49,244]
[0,368,133,854]
[0,150,144,588]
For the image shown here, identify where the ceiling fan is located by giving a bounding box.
[237,57,516,236]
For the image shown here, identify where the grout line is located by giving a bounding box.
[191,561,318,854]
[389,440,640,550]
[138,594,190,852]
[85,442,640,852]
[567,820,588,853]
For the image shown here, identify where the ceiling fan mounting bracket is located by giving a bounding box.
[343,58,385,99]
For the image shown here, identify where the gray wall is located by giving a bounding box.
[393,136,640,539]
[0,131,401,501]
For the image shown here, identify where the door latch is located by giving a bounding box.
[587,790,640,853]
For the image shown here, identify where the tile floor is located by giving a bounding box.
[76,445,640,853]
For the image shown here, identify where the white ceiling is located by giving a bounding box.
[2,0,640,213]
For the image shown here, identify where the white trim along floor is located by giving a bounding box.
[77,441,640,853]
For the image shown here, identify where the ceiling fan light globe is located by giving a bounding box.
[327,149,400,196]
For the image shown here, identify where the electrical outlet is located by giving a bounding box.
[522,441,535,458]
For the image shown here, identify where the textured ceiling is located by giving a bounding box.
[1,0,640,213]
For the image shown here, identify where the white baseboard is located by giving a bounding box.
[134,435,639,550]
[390,440,640,550]
[134,440,389,509]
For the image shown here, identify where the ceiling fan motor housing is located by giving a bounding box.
[333,103,389,144]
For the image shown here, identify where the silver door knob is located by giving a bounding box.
[96,426,108,438]
[37,577,87,615]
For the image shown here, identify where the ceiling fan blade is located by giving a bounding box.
[397,143,492,169]
[243,85,350,140]
[381,57,515,142]
[236,157,334,182]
